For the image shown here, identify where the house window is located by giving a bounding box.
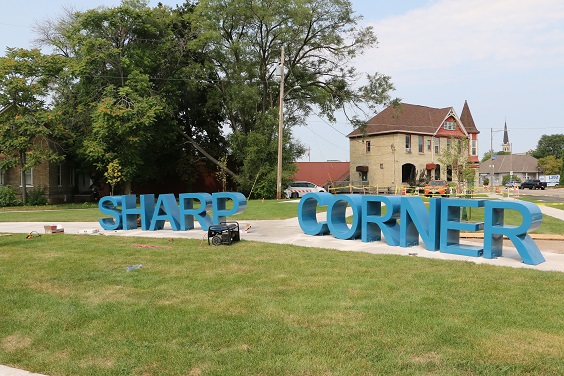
[0,170,4,185]
[21,168,33,187]
[418,136,424,153]
[427,139,431,152]
[434,138,440,154]
[446,138,451,151]
[471,139,478,156]
[405,135,411,152]
[69,166,75,187]
[444,121,456,130]
[57,164,63,187]
[365,140,371,153]
[380,163,384,169]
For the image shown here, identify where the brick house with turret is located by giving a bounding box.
[347,101,480,190]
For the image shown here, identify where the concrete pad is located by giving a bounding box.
[2,219,564,272]
[0,365,46,376]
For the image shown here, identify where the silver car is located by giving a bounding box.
[284,181,325,199]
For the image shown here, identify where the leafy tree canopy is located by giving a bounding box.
[532,134,564,160]
[36,0,227,192]
[537,155,560,175]
[0,48,65,204]
[190,0,396,194]
[29,0,397,197]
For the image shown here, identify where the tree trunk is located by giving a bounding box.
[19,151,27,205]
[124,181,132,195]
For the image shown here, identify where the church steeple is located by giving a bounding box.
[502,122,511,153]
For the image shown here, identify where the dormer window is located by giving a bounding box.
[444,121,456,130]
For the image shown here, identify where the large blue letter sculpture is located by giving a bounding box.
[483,200,544,265]
[99,192,247,232]
[296,193,545,265]
[99,191,546,266]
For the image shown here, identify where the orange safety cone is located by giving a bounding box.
[401,185,406,195]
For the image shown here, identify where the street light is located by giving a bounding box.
[490,128,503,187]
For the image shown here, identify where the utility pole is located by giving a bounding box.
[276,46,285,200]
[490,128,494,187]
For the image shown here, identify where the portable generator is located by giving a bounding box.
[207,221,240,246]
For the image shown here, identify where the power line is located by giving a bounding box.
[0,22,28,28]
[300,124,348,152]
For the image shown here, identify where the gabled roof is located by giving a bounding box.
[292,162,350,187]
[459,100,479,134]
[347,103,469,138]
[479,154,538,174]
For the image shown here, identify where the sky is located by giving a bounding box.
[1,0,563,163]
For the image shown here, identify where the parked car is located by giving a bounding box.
[423,180,450,197]
[520,179,547,190]
[284,181,325,199]
[504,180,520,188]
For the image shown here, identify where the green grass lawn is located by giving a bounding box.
[0,199,304,222]
[0,235,563,375]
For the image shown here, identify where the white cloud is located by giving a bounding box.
[358,0,564,75]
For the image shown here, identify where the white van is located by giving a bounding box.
[284,181,325,199]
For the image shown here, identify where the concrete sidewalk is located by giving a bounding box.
[0,365,46,376]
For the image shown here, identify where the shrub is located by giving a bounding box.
[27,187,48,206]
[0,185,22,207]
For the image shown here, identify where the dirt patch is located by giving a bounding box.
[1,334,32,352]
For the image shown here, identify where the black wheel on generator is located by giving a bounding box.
[212,235,222,246]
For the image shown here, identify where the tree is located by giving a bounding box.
[85,83,162,193]
[104,159,123,196]
[560,159,564,186]
[0,48,64,204]
[37,0,225,193]
[481,151,494,163]
[532,134,564,160]
[191,0,396,195]
[438,137,474,189]
[537,155,560,175]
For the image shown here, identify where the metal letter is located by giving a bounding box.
[179,193,213,231]
[361,195,401,246]
[99,196,122,230]
[298,192,332,235]
[400,197,441,250]
[149,194,181,231]
[440,199,485,257]
[212,192,247,225]
[327,194,363,240]
[484,200,545,265]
